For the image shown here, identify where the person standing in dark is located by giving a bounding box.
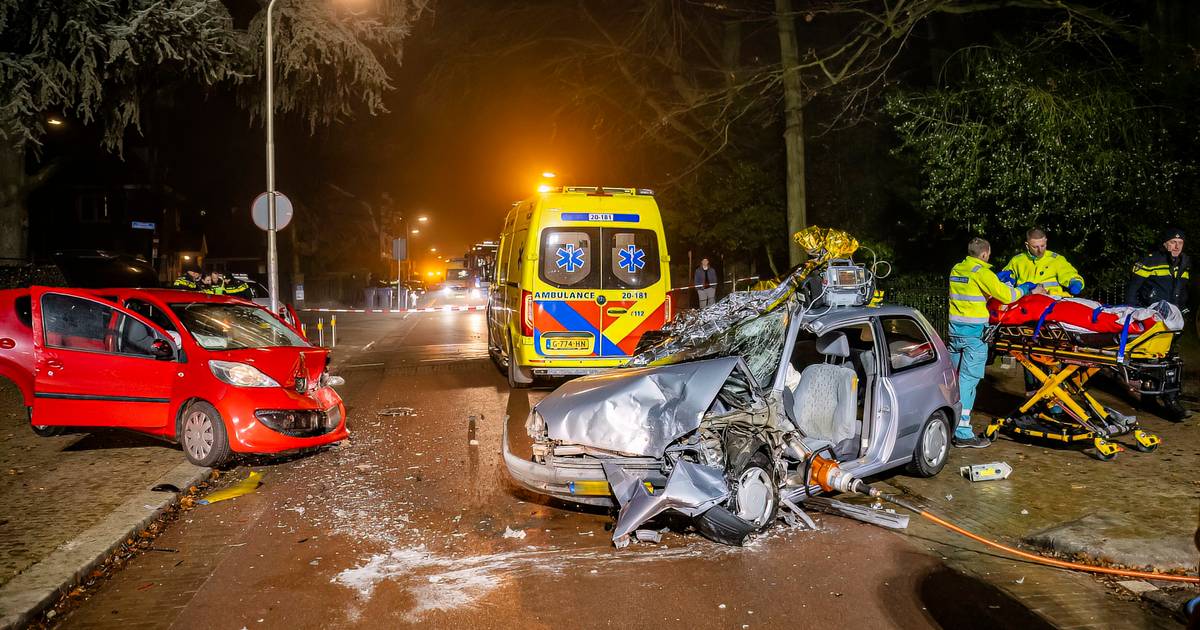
[694,258,718,308]
[1126,227,1192,420]
[1127,227,1191,310]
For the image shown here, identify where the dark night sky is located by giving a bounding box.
[153,5,654,271]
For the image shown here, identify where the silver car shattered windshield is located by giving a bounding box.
[646,306,790,388]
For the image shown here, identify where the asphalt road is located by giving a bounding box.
[56,310,1055,629]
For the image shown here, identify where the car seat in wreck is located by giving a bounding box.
[785,330,860,459]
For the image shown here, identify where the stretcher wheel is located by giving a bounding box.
[1091,438,1121,461]
[1131,430,1160,453]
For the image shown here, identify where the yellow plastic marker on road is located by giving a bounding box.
[199,471,263,505]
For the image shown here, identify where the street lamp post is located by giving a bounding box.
[265,0,280,313]
[393,214,428,309]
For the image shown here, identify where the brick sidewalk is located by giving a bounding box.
[0,379,207,626]
[866,363,1199,627]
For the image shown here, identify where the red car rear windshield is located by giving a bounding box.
[170,303,306,350]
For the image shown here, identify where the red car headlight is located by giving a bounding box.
[209,360,280,388]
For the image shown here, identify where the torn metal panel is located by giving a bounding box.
[601,461,641,507]
[608,460,730,543]
[779,496,818,530]
[800,496,909,529]
[535,357,741,458]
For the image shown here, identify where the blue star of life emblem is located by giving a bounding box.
[618,245,645,273]
[555,244,585,272]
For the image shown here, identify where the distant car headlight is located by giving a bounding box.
[209,360,280,388]
[470,289,480,298]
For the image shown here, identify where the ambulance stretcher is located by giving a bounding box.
[983,305,1180,460]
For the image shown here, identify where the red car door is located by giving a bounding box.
[29,287,179,429]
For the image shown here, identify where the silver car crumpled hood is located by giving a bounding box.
[533,356,742,458]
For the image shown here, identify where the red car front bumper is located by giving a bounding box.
[216,385,349,453]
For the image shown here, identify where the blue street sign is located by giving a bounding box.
[131,221,156,230]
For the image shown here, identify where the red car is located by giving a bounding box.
[0,287,347,466]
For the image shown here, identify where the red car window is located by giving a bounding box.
[41,293,164,358]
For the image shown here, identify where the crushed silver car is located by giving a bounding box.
[503,228,959,546]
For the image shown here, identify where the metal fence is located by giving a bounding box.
[886,287,949,338]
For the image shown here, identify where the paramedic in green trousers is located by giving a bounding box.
[948,237,1043,448]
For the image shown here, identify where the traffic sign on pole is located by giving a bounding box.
[252,192,293,231]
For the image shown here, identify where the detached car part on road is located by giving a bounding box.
[0,287,347,466]
[504,227,960,545]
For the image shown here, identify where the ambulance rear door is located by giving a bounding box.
[596,221,666,357]
[534,226,605,357]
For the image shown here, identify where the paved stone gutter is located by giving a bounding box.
[0,461,209,629]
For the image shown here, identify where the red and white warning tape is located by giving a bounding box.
[301,305,486,314]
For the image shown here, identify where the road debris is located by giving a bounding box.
[502,527,526,539]
[960,462,1013,482]
[377,407,417,417]
[198,471,263,505]
[779,497,818,530]
[801,497,908,530]
[634,529,662,543]
[1116,580,1159,595]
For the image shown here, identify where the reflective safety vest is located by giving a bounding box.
[949,256,1022,325]
[1002,250,1082,297]
[204,281,249,296]
[173,276,200,290]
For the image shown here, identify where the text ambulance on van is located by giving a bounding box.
[487,187,672,388]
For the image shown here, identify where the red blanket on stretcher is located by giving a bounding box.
[986,294,1158,335]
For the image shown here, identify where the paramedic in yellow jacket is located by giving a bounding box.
[949,237,1043,448]
[999,228,1084,297]
[1000,227,1084,396]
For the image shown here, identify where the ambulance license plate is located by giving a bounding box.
[547,337,590,351]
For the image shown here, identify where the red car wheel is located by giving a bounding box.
[179,401,231,467]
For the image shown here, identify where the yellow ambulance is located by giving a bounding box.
[487,187,672,387]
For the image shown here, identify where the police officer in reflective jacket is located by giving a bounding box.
[172,269,203,290]
[1126,227,1192,420]
[1126,227,1190,311]
[203,272,250,297]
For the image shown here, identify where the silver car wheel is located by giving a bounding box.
[922,416,948,468]
[183,411,214,461]
[734,467,776,527]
